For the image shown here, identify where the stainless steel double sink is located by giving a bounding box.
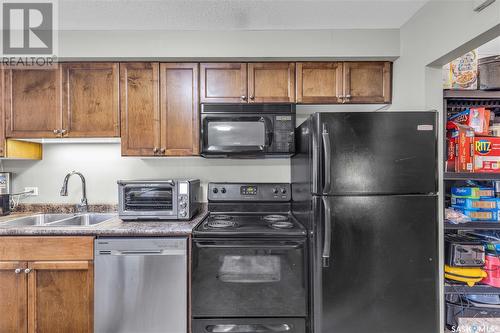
[0,213,116,227]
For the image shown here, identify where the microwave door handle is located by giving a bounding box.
[261,117,273,147]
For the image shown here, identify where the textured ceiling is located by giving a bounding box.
[59,0,429,30]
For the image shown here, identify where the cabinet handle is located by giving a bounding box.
[24,268,31,274]
[240,95,247,101]
[53,129,60,135]
[344,94,351,102]
[14,268,22,274]
[249,95,255,100]
[60,129,67,136]
[160,148,166,154]
[153,147,159,154]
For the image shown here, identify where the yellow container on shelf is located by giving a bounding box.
[445,265,487,287]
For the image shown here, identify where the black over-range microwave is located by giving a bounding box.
[200,104,296,158]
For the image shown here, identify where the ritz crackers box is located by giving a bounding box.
[475,137,500,173]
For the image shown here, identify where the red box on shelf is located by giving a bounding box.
[474,137,500,173]
[447,121,475,172]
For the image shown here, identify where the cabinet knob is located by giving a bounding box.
[344,94,351,102]
[153,147,159,154]
[249,95,255,100]
[60,129,67,136]
[240,95,247,101]
[160,148,166,154]
[53,129,60,135]
[24,268,31,274]
[14,268,22,274]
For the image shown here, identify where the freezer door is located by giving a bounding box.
[312,112,437,195]
[311,195,438,333]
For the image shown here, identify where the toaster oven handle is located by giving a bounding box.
[321,196,332,268]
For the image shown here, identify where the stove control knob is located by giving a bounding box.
[280,188,287,194]
[221,188,226,194]
[179,211,187,217]
[213,188,218,194]
[272,188,278,194]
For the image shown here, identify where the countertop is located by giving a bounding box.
[0,205,208,237]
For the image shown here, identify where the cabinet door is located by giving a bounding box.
[248,63,295,103]
[62,63,120,137]
[120,63,161,156]
[0,261,28,333]
[343,62,392,104]
[296,62,343,103]
[0,69,5,157]
[28,261,93,333]
[4,68,62,138]
[160,63,199,156]
[200,63,247,103]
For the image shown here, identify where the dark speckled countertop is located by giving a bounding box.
[0,204,208,236]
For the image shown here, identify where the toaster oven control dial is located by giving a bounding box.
[179,211,187,217]
[179,202,187,209]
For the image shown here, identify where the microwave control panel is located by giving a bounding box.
[273,115,295,153]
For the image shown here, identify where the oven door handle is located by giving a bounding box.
[194,242,303,249]
[205,324,292,332]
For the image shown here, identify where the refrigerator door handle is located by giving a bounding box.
[321,123,331,194]
[321,196,332,268]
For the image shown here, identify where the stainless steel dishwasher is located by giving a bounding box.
[95,238,187,333]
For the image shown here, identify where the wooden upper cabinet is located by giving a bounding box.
[296,62,343,103]
[28,261,93,333]
[343,62,392,104]
[4,68,62,138]
[120,63,160,156]
[248,63,295,103]
[0,70,5,157]
[0,261,27,333]
[62,63,120,137]
[160,63,199,156]
[200,63,247,103]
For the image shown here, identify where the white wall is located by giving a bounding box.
[59,29,400,60]
[1,144,289,204]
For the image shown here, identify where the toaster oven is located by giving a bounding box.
[118,179,200,220]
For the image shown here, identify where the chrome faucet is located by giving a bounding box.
[60,171,88,212]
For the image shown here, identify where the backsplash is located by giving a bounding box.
[1,143,289,204]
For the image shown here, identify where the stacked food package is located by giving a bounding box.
[451,186,497,221]
[447,107,499,173]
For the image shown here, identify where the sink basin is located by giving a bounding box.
[48,213,116,227]
[0,214,75,227]
[0,213,116,227]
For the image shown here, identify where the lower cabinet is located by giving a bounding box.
[0,237,94,333]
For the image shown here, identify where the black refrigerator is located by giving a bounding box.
[291,112,439,333]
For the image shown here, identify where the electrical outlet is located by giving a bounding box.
[24,187,38,196]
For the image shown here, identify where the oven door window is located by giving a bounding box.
[192,240,307,317]
[123,186,173,211]
[203,117,271,153]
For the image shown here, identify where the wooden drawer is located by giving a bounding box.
[0,236,94,261]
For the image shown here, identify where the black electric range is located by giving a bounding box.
[191,183,308,333]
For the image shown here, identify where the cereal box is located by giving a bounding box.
[443,50,478,90]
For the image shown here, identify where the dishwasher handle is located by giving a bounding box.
[97,249,185,256]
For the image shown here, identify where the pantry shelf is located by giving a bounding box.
[445,283,500,295]
[445,220,500,230]
[444,90,500,100]
[444,172,500,181]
